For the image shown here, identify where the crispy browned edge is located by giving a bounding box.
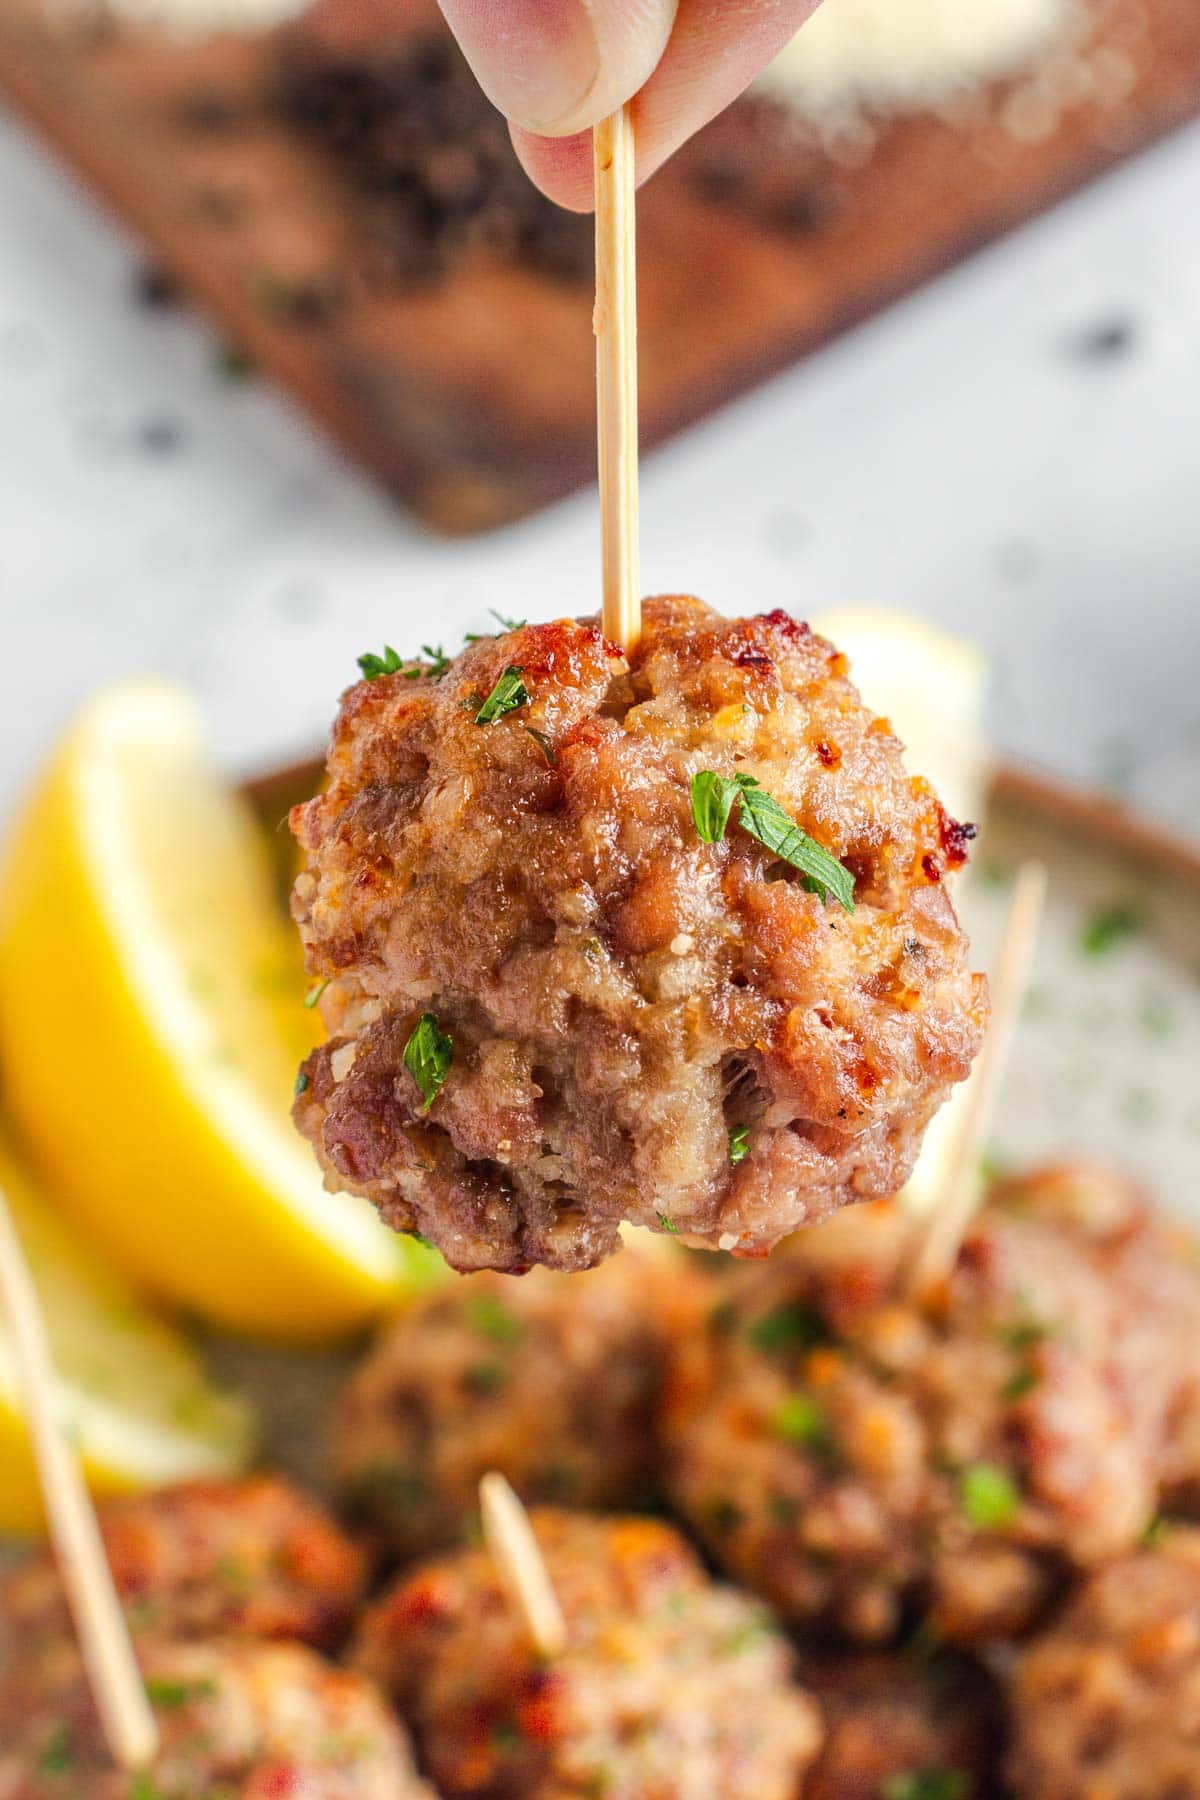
[3,0,1194,535]
[243,754,1200,893]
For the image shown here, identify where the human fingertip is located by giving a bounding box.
[509,123,598,213]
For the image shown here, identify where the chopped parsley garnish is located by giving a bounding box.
[145,1676,215,1710]
[464,1294,523,1345]
[474,666,529,725]
[402,1012,453,1112]
[657,1212,680,1234]
[1081,901,1145,957]
[883,1769,969,1800]
[357,644,403,681]
[690,770,740,843]
[523,725,557,764]
[492,609,526,631]
[293,1069,310,1098]
[772,1393,831,1450]
[38,1725,73,1776]
[959,1462,1020,1531]
[407,643,451,680]
[303,978,330,1009]
[465,1360,508,1395]
[749,1302,827,1354]
[689,770,854,911]
[728,1123,751,1165]
[131,1775,169,1800]
[1141,1514,1171,1549]
[1001,1366,1039,1402]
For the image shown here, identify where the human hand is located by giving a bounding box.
[436,0,821,209]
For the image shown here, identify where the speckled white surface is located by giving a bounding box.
[0,95,1197,839]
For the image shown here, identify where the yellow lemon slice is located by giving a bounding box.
[0,681,441,1342]
[814,608,990,1217]
[0,1142,254,1535]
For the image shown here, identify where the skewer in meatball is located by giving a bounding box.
[0,1475,367,1655]
[292,597,986,1273]
[336,1243,693,1561]
[1008,1527,1200,1799]
[803,1649,1003,1799]
[662,1162,1200,1646]
[0,1636,432,1800]
[354,1506,823,1798]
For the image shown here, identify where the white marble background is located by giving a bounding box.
[0,97,1197,837]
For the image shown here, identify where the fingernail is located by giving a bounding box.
[439,0,600,134]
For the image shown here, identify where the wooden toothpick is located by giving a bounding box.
[905,861,1048,1297]
[593,105,641,655]
[0,1188,158,1771]
[479,1472,568,1659]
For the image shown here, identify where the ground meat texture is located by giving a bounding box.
[0,1636,432,1800]
[661,1162,1200,1647]
[336,1243,690,1561]
[0,1476,367,1654]
[291,596,986,1274]
[1007,1529,1200,1799]
[354,1507,822,1798]
[802,1651,1003,1799]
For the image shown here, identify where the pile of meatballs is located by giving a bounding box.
[5,1160,1200,1798]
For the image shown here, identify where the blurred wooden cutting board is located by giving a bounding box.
[0,0,1196,532]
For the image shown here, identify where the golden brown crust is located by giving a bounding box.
[0,1476,367,1654]
[661,1164,1200,1647]
[354,1507,822,1799]
[292,598,985,1272]
[335,1245,689,1562]
[1008,1530,1200,1799]
[0,1636,431,1800]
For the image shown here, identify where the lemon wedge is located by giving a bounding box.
[0,681,441,1342]
[813,609,990,1217]
[813,607,988,830]
[0,1141,253,1534]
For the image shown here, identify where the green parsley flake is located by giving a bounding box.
[1081,902,1145,957]
[466,1360,508,1395]
[464,1294,523,1345]
[883,1769,969,1800]
[657,1212,680,1234]
[1141,1514,1172,1549]
[689,770,854,911]
[38,1726,73,1776]
[749,1302,827,1354]
[960,1462,1020,1531]
[475,666,530,725]
[293,1069,310,1098]
[303,978,330,1010]
[357,645,403,681]
[772,1393,831,1449]
[728,1123,751,1165]
[492,610,526,631]
[402,1013,453,1112]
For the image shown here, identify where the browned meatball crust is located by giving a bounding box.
[1008,1528,1200,1799]
[0,1636,432,1800]
[336,1244,690,1560]
[803,1651,1003,1799]
[355,1507,822,1798]
[0,1476,367,1654]
[662,1163,1200,1647]
[291,597,986,1273]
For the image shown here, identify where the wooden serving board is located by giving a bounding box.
[0,1,1197,528]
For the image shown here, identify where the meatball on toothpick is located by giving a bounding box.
[354,1507,822,1799]
[292,597,986,1273]
[0,1637,432,1800]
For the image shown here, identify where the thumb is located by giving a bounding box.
[437,0,678,136]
